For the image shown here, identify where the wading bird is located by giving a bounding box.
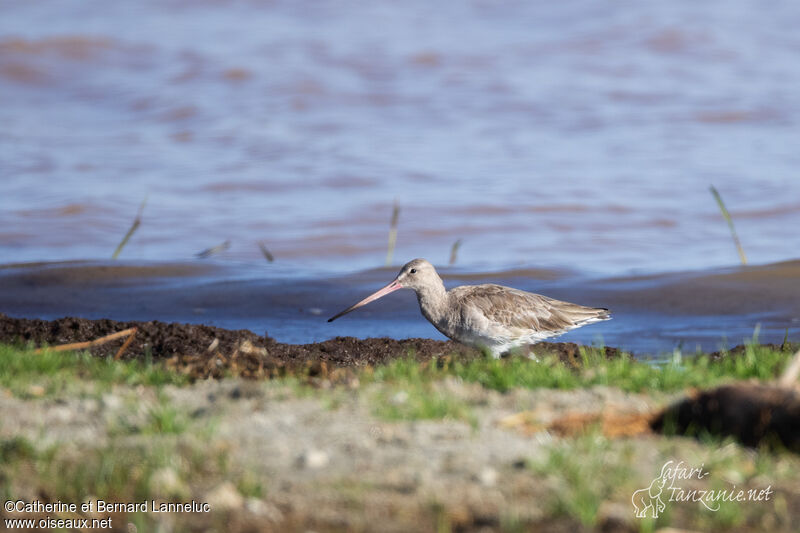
[328,258,610,358]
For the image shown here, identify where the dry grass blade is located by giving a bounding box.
[385,200,400,266]
[113,328,138,360]
[112,195,148,259]
[196,240,231,259]
[33,327,138,354]
[258,241,274,262]
[499,409,654,438]
[710,185,747,265]
[449,238,462,265]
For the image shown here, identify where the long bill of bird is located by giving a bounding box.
[328,278,403,322]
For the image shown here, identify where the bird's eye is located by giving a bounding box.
[409,268,417,274]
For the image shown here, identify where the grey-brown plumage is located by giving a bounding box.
[328,258,610,358]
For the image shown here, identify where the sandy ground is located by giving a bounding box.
[3,375,800,532]
[0,377,666,532]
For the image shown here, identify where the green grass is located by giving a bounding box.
[0,435,36,464]
[0,343,187,396]
[236,472,265,499]
[3,342,793,399]
[366,344,796,393]
[524,428,799,532]
[1,435,228,503]
[371,382,477,426]
[528,431,634,525]
[144,397,191,435]
[110,394,192,436]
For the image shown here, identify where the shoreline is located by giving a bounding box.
[2,259,798,354]
[1,313,792,379]
[0,313,623,379]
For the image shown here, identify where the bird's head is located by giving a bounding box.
[393,258,438,293]
[327,258,439,322]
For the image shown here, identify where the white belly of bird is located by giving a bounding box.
[430,315,554,358]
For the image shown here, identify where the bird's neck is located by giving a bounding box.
[415,277,448,323]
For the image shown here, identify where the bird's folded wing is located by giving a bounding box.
[451,284,603,334]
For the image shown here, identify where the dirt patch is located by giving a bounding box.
[0,313,620,379]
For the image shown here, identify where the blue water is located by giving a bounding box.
[2,2,800,352]
[2,0,800,277]
[1,260,797,353]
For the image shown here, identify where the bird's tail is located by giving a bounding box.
[570,306,611,327]
[594,307,611,321]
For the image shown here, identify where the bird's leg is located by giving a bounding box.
[521,345,540,362]
[482,346,501,359]
[498,346,539,361]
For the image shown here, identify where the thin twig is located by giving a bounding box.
[112,195,148,259]
[33,327,138,354]
[113,328,138,360]
[710,185,747,265]
[385,200,400,267]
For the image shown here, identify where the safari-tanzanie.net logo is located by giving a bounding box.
[631,460,773,519]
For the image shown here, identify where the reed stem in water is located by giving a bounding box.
[710,185,747,265]
[385,200,400,267]
[112,195,147,259]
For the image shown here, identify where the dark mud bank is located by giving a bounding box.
[0,313,622,378]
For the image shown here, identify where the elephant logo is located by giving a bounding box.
[631,462,672,518]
